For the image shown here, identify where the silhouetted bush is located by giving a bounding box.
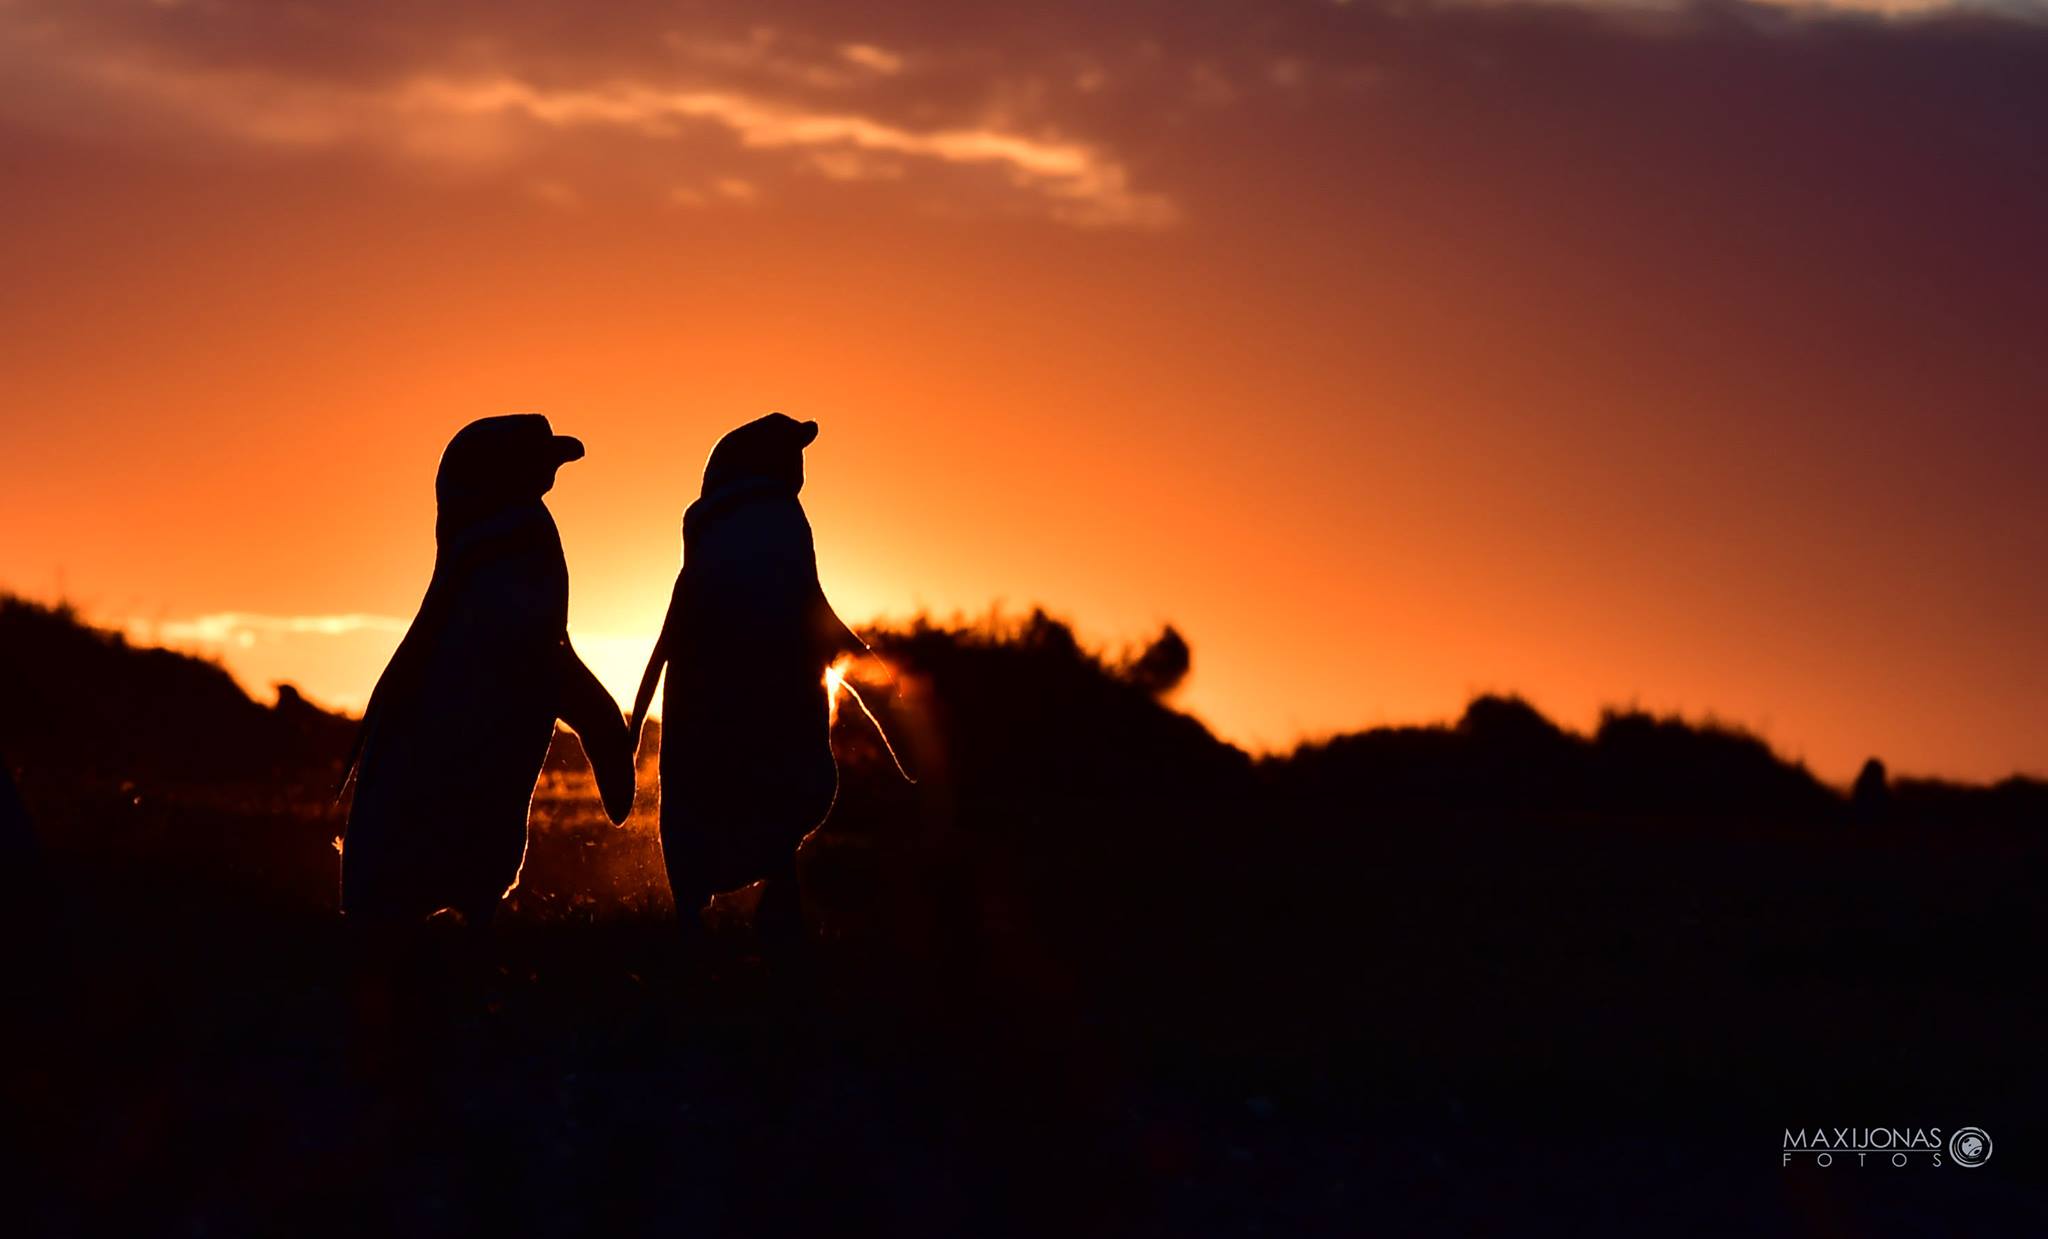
[0,595,355,793]
[1117,625,1192,696]
[1590,709,1837,818]
[1852,756,1891,825]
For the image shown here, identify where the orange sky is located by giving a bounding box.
[3,0,2044,782]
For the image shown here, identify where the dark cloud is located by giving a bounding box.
[3,0,2043,228]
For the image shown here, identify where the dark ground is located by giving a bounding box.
[2,596,2043,1235]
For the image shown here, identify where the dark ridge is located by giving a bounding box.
[0,595,355,791]
[5,593,2041,838]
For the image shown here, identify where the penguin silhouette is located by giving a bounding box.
[630,413,864,940]
[340,414,635,925]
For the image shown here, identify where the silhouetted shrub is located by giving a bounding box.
[1591,709,1835,818]
[0,595,355,792]
[1891,773,2048,831]
[1118,625,1191,696]
[1852,757,1891,825]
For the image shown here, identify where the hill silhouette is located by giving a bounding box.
[0,596,356,787]
[3,592,2045,1234]
[8,593,2039,849]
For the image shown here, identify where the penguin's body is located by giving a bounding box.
[631,414,862,929]
[341,415,634,925]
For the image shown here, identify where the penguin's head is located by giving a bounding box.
[435,414,585,526]
[701,412,818,497]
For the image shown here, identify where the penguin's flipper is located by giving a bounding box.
[629,572,685,745]
[628,632,666,745]
[558,639,636,826]
[812,590,869,664]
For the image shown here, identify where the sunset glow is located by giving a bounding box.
[824,658,850,729]
[4,0,2045,782]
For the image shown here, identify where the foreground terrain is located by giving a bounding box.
[2,596,2043,1234]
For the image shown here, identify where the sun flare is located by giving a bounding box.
[824,655,856,727]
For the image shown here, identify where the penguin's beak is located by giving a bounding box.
[550,435,586,463]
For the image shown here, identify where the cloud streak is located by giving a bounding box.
[1746,0,2047,16]
[119,612,660,719]
[1482,0,2046,15]
[0,9,1175,228]
[398,75,1174,226]
[4,0,2040,229]
[131,612,411,648]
